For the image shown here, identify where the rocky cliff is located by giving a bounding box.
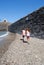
[0,20,10,31]
[8,7,44,38]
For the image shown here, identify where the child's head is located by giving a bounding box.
[26,28,30,32]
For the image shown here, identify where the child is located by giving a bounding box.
[22,29,26,42]
[26,28,30,43]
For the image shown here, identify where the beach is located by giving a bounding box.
[0,32,16,58]
[0,33,44,65]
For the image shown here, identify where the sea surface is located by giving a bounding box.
[0,31,9,41]
[0,31,7,36]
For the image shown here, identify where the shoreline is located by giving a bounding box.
[0,32,16,58]
[0,33,44,65]
[0,32,9,38]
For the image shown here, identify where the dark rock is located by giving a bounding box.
[8,7,44,38]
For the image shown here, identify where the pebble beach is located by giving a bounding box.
[0,33,44,65]
[0,32,16,58]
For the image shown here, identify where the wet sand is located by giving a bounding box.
[0,32,16,58]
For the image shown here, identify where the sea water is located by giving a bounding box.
[0,31,7,36]
[0,31,9,41]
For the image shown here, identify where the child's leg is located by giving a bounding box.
[23,35,24,42]
[27,36,30,44]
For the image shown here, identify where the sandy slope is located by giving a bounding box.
[0,32,15,58]
[0,33,44,65]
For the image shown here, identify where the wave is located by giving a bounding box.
[0,32,9,38]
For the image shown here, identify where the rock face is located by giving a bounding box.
[0,20,10,31]
[8,7,44,38]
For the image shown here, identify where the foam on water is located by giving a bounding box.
[0,32,9,38]
[0,32,9,44]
